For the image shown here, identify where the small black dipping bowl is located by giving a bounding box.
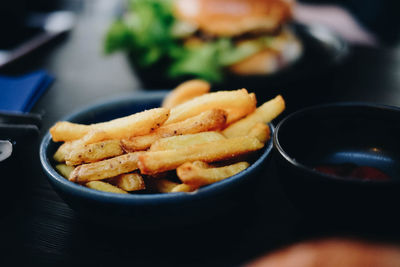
[273,103,400,224]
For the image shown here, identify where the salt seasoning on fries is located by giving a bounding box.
[177,161,250,188]
[65,139,123,166]
[149,131,225,151]
[121,109,227,151]
[50,79,285,194]
[138,136,263,175]
[50,108,170,142]
[165,88,256,125]
[69,152,142,183]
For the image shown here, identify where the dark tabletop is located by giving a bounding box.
[1,1,400,266]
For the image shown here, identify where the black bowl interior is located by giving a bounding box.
[276,104,400,182]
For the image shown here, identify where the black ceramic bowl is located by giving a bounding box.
[40,91,274,228]
[273,103,400,223]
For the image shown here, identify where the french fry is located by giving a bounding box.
[65,139,123,166]
[150,131,226,151]
[69,152,142,183]
[107,172,145,191]
[55,164,75,179]
[152,179,180,193]
[79,129,109,145]
[53,130,111,163]
[50,121,90,142]
[138,136,263,174]
[222,95,285,137]
[249,92,256,103]
[53,142,74,162]
[223,95,285,138]
[86,181,127,194]
[165,89,256,125]
[177,161,250,187]
[171,183,196,193]
[50,108,170,142]
[151,179,196,193]
[162,79,210,108]
[247,123,271,144]
[121,109,227,151]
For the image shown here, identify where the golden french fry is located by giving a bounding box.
[50,108,170,142]
[55,164,75,179]
[79,129,109,144]
[247,123,271,144]
[69,152,142,183]
[249,92,256,103]
[121,109,227,151]
[50,121,90,142]
[162,79,211,108]
[150,131,225,151]
[152,178,180,193]
[224,108,252,125]
[177,161,250,187]
[223,95,285,138]
[65,139,123,166]
[54,129,112,163]
[171,183,196,193]
[107,172,145,191]
[151,179,195,193]
[222,93,256,123]
[165,89,256,125]
[138,136,263,174]
[86,181,127,194]
[53,142,74,162]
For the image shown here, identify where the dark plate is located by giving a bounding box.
[40,91,274,228]
[131,23,348,96]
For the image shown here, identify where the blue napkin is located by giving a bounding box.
[0,70,54,112]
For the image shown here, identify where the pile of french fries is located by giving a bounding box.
[51,80,285,194]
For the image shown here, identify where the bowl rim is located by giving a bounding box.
[40,91,274,204]
[273,102,400,185]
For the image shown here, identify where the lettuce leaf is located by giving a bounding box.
[105,0,175,66]
[104,0,271,82]
[169,43,222,82]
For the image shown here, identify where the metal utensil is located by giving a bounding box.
[0,140,12,162]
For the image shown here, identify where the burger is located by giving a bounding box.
[105,0,302,82]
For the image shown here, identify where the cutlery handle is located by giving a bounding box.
[0,140,13,162]
[0,111,42,128]
[0,123,40,145]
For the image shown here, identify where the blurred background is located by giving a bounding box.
[1,0,400,115]
[1,0,400,266]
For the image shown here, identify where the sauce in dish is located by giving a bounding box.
[315,163,390,181]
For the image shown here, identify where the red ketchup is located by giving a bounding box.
[315,163,390,181]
